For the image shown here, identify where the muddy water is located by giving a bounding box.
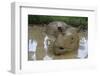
[28,25,88,61]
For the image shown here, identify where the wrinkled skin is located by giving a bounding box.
[46,21,79,55]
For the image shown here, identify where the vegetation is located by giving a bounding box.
[28,15,88,30]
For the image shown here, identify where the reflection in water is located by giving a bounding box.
[28,39,37,60]
[43,35,53,60]
[29,39,37,52]
[77,37,88,59]
[28,37,88,60]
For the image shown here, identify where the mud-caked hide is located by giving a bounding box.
[46,21,79,55]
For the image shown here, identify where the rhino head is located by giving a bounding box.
[46,21,80,55]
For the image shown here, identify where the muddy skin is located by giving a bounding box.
[46,21,80,56]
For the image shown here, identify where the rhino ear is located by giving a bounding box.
[77,25,82,33]
[42,25,47,36]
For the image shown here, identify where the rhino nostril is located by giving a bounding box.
[59,47,64,50]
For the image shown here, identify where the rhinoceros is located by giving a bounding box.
[45,21,80,55]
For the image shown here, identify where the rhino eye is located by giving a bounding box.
[70,37,74,44]
[71,37,74,40]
